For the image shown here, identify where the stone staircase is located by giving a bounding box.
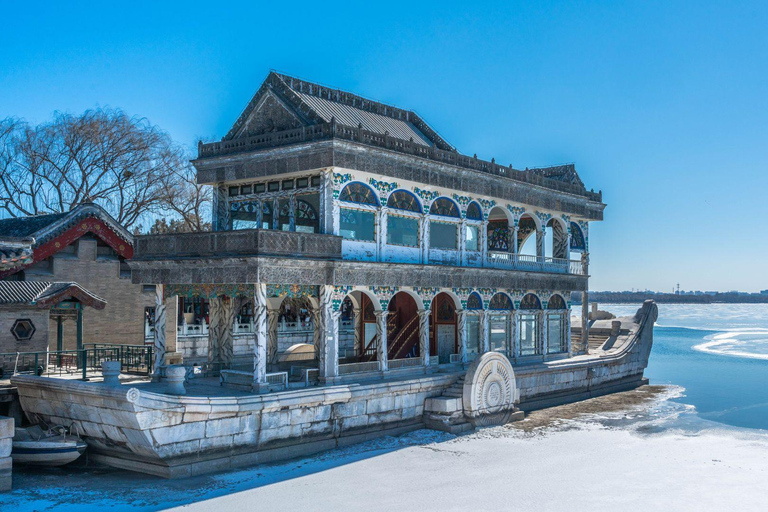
[571,328,610,350]
[423,376,473,434]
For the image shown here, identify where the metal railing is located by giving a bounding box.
[338,360,381,375]
[388,357,424,370]
[0,345,153,380]
[266,371,288,389]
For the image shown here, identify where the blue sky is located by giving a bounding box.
[1,1,766,292]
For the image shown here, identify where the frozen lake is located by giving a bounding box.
[6,303,768,511]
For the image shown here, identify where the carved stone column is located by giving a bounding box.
[267,308,280,368]
[288,194,296,232]
[420,214,430,264]
[378,207,388,261]
[581,252,590,354]
[208,296,238,369]
[418,309,430,366]
[537,227,546,260]
[319,169,333,234]
[317,285,339,383]
[512,311,520,360]
[481,219,489,267]
[512,225,519,259]
[212,184,229,231]
[272,199,279,230]
[252,283,268,393]
[480,310,490,354]
[353,307,362,357]
[375,310,389,372]
[541,310,548,360]
[459,219,467,266]
[152,284,166,380]
[456,309,468,363]
[566,311,573,356]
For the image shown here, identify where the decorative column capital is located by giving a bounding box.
[374,310,389,320]
[417,308,430,318]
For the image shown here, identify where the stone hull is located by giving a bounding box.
[11,302,657,478]
[12,373,454,478]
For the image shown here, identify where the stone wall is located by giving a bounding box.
[0,308,49,355]
[25,238,155,349]
[0,415,12,491]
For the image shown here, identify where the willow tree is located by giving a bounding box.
[0,108,209,230]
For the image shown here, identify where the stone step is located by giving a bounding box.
[424,396,463,414]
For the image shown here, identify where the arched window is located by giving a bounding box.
[489,293,514,311]
[570,222,586,251]
[466,201,482,221]
[546,294,568,354]
[387,190,422,213]
[520,294,542,310]
[429,198,460,218]
[339,183,377,242]
[547,294,566,310]
[339,182,378,206]
[466,292,483,310]
[519,293,542,357]
[230,201,260,230]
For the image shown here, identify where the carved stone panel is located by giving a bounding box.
[462,352,519,426]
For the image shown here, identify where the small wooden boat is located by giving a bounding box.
[12,425,87,466]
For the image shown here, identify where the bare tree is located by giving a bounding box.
[0,109,209,231]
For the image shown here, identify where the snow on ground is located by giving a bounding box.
[6,386,768,512]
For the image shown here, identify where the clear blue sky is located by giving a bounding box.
[2,1,766,292]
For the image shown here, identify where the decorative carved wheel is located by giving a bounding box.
[462,352,518,425]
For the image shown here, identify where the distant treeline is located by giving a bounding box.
[570,291,768,305]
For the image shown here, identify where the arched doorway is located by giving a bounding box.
[430,292,458,364]
[546,294,568,354]
[387,292,420,360]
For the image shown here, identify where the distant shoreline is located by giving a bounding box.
[570,292,768,305]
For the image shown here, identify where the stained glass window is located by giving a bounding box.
[518,216,537,250]
[547,294,566,310]
[520,294,542,310]
[387,190,421,213]
[487,220,509,251]
[489,293,513,311]
[466,293,483,310]
[429,198,459,218]
[570,222,586,251]
[436,297,455,321]
[466,202,482,221]
[339,182,378,206]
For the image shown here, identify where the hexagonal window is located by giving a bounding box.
[11,319,36,341]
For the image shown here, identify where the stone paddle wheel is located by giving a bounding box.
[424,353,523,433]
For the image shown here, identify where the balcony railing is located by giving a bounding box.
[145,319,355,339]
[486,252,584,275]
[197,121,602,202]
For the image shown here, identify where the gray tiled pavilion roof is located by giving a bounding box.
[0,239,34,272]
[0,203,133,248]
[224,71,455,151]
[0,212,69,239]
[0,281,106,309]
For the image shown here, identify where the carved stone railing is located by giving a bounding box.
[485,252,585,275]
[198,121,602,202]
[134,229,342,261]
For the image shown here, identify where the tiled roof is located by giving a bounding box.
[224,71,455,151]
[0,281,106,309]
[0,203,133,247]
[0,240,34,272]
[0,212,69,238]
[294,92,433,146]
